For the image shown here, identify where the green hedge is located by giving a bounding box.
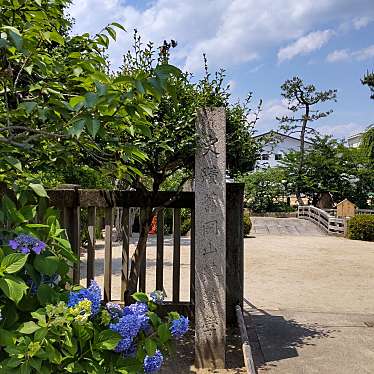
[347,214,374,242]
[243,210,252,237]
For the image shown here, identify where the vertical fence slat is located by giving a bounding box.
[190,207,195,307]
[86,207,96,287]
[156,209,164,291]
[121,208,130,301]
[139,209,147,292]
[64,206,81,284]
[173,208,181,303]
[104,207,113,303]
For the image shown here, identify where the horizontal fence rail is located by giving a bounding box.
[298,206,345,235]
[323,208,374,217]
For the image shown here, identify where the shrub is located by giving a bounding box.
[347,214,374,241]
[0,190,189,373]
[243,211,252,237]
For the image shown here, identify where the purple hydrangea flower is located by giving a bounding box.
[170,316,189,338]
[144,350,163,373]
[67,280,101,316]
[8,234,46,255]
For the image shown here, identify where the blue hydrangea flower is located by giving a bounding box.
[109,313,142,352]
[67,280,101,316]
[170,316,189,338]
[150,290,164,305]
[9,234,46,255]
[122,302,150,331]
[106,302,123,320]
[144,350,163,373]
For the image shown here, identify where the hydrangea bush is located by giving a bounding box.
[0,190,189,373]
[0,192,77,330]
[0,283,188,373]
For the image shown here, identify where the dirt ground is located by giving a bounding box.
[246,218,374,373]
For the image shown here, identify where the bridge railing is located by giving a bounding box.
[323,208,374,217]
[298,206,345,235]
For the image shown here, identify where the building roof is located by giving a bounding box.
[253,130,313,145]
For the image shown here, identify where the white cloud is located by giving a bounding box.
[316,122,367,138]
[327,44,374,62]
[277,30,334,63]
[67,0,374,72]
[353,16,372,29]
[326,49,350,62]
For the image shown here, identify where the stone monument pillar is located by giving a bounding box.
[195,107,226,369]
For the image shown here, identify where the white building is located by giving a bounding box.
[347,133,363,148]
[254,131,313,169]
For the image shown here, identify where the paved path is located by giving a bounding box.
[251,217,326,236]
[245,234,374,373]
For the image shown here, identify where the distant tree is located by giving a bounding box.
[280,135,374,208]
[361,126,374,161]
[237,167,291,213]
[277,77,337,204]
[362,71,374,99]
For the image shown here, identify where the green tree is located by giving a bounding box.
[237,167,290,213]
[277,77,337,204]
[362,71,374,99]
[119,38,262,298]
[0,1,177,190]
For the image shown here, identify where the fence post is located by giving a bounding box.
[226,183,244,327]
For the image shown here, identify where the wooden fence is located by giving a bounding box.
[48,183,244,324]
[297,206,345,235]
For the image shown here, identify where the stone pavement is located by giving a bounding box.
[245,234,374,373]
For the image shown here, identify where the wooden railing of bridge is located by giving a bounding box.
[297,206,345,235]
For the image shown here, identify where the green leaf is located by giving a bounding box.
[34,256,60,276]
[37,284,59,306]
[95,330,121,350]
[0,328,16,346]
[18,321,40,334]
[29,183,48,198]
[68,120,85,138]
[49,30,65,45]
[144,338,157,356]
[1,253,28,274]
[111,22,126,31]
[132,292,149,303]
[4,156,22,171]
[0,275,28,303]
[86,118,100,138]
[69,96,85,108]
[3,26,23,50]
[157,323,171,344]
[20,101,37,114]
[24,65,33,75]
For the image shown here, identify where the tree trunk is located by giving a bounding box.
[296,104,309,206]
[124,206,154,304]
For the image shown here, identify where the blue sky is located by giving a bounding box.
[68,0,374,140]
